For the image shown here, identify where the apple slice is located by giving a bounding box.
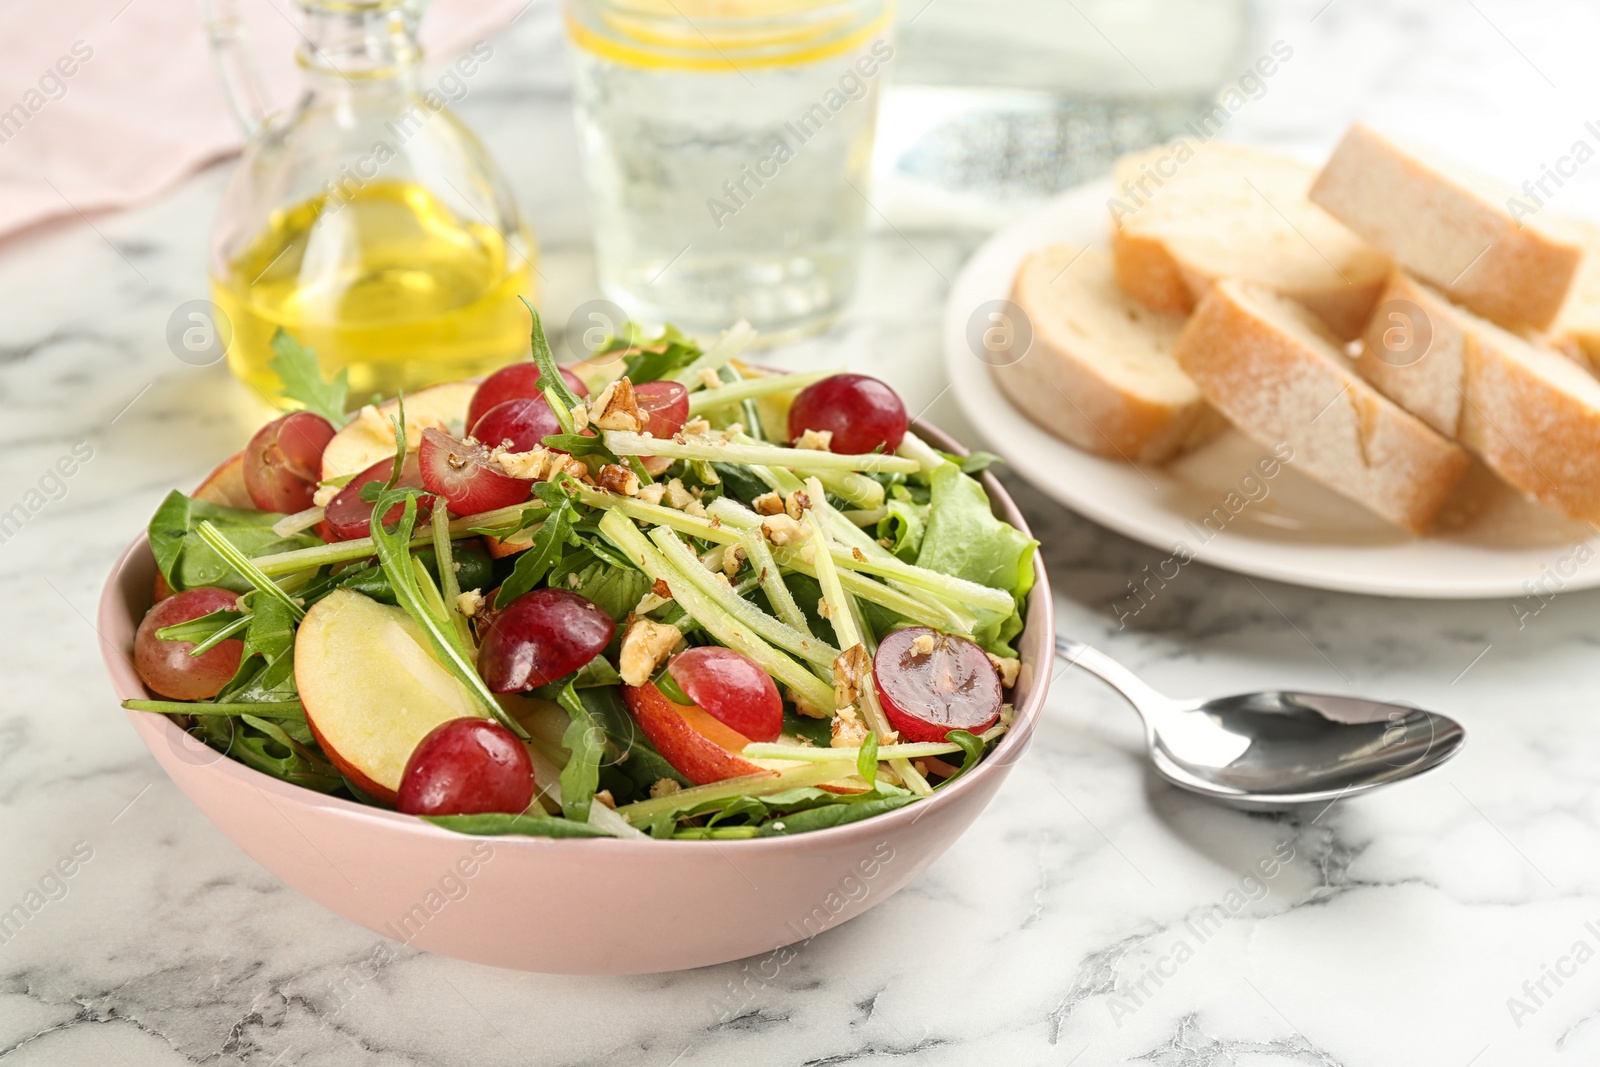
[320,379,478,482]
[622,682,769,785]
[621,683,869,792]
[192,452,253,508]
[295,588,486,802]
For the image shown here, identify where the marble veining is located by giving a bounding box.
[7,0,1600,1063]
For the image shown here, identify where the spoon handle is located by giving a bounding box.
[1053,637,1171,718]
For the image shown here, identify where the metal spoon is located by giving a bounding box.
[1055,637,1467,810]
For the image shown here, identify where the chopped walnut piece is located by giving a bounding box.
[910,632,936,656]
[831,704,869,747]
[569,403,590,429]
[761,513,808,547]
[784,490,811,520]
[753,492,784,516]
[794,428,833,451]
[816,597,831,620]
[651,578,672,599]
[596,463,640,496]
[593,790,616,810]
[698,367,724,390]
[662,478,695,510]
[787,687,830,719]
[618,617,684,686]
[497,448,552,481]
[833,643,870,707]
[683,500,708,518]
[455,589,486,618]
[682,416,712,436]
[986,652,1021,688]
[650,778,681,799]
[851,547,868,563]
[636,481,667,506]
[721,544,746,579]
[590,378,643,432]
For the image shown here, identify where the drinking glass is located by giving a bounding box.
[566,0,893,341]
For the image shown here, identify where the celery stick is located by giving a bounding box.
[598,511,836,714]
[602,431,921,474]
[648,526,839,668]
[686,369,836,417]
[251,502,546,575]
[804,486,931,796]
[673,320,756,388]
[740,528,812,637]
[744,722,1007,762]
[802,467,885,509]
[574,486,741,545]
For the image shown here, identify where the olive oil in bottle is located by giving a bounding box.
[213,180,536,402]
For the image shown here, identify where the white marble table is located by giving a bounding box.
[7,1,1600,1064]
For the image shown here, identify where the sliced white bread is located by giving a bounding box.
[1310,123,1582,331]
[1357,271,1600,522]
[1546,216,1600,372]
[990,245,1225,464]
[1174,279,1469,533]
[1110,141,1390,340]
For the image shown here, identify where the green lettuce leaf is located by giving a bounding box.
[914,462,1037,655]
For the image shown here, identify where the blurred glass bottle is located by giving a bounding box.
[879,0,1259,219]
[203,0,536,402]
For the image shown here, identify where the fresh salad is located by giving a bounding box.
[123,307,1038,840]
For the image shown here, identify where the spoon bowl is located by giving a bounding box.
[1058,638,1466,811]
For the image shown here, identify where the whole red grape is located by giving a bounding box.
[477,588,615,693]
[788,373,909,455]
[398,718,535,816]
[134,587,244,700]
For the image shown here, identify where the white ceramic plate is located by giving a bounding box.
[942,179,1600,599]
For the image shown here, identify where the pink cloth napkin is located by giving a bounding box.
[0,0,527,240]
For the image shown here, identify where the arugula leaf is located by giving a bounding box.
[243,595,296,660]
[155,609,244,645]
[521,298,582,412]
[552,681,604,821]
[421,813,611,838]
[613,324,702,383]
[539,432,620,464]
[269,330,349,424]
[494,481,581,608]
[755,795,920,836]
[368,484,527,737]
[194,714,342,793]
[148,491,321,594]
[937,730,985,788]
[219,646,298,703]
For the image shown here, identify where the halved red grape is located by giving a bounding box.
[788,373,908,455]
[323,453,433,540]
[477,588,616,693]
[134,587,244,700]
[635,380,689,438]
[467,364,589,432]
[872,627,1002,743]
[244,412,336,513]
[419,428,533,516]
[666,646,781,741]
[398,718,535,816]
[469,396,564,453]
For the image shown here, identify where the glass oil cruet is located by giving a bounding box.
[203,0,536,402]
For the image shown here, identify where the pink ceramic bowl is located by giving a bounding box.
[98,423,1052,974]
